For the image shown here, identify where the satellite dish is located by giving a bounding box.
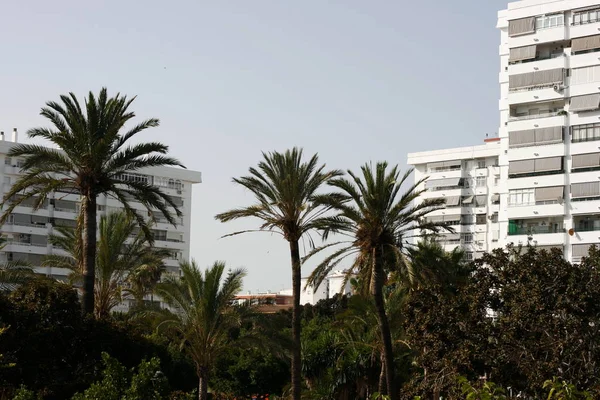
[568,228,575,236]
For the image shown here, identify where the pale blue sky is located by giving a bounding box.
[1,1,507,292]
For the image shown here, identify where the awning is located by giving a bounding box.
[535,186,564,201]
[440,233,460,241]
[536,126,563,145]
[573,243,600,258]
[509,129,535,148]
[570,94,600,112]
[509,45,537,62]
[31,235,47,246]
[535,156,562,173]
[425,178,462,189]
[572,153,600,169]
[13,214,30,224]
[31,215,48,224]
[509,159,535,175]
[572,35,600,53]
[166,231,181,241]
[462,195,474,204]
[445,196,460,206]
[491,194,500,203]
[572,182,600,198]
[475,195,487,207]
[509,68,564,90]
[428,160,461,170]
[509,17,535,37]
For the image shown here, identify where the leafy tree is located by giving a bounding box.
[45,211,169,318]
[1,88,184,315]
[304,163,445,400]
[0,280,196,398]
[154,260,246,400]
[215,148,342,400]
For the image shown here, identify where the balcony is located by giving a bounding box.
[508,224,564,236]
[508,87,565,106]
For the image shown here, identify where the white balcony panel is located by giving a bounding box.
[507,203,565,219]
[507,174,566,190]
[2,166,23,175]
[570,51,600,69]
[572,199,600,215]
[508,87,566,105]
[0,224,48,235]
[474,187,488,196]
[425,169,463,179]
[569,23,600,41]
[427,208,462,217]
[509,27,566,49]
[154,239,186,250]
[571,141,600,155]
[43,267,71,277]
[12,206,50,217]
[569,170,600,185]
[507,232,565,247]
[507,115,566,132]
[508,55,566,75]
[568,110,600,126]
[4,243,48,254]
[507,143,565,161]
[572,230,600,245]
[421,188,463,200]
[570,82,600,97]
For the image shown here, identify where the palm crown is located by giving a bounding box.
[0,88,185,315]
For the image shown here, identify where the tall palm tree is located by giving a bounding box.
[0,88,184,315]
[154,260,246,400]
[304,162,446,400]
[44,210,169,318]
[214,148,342,400]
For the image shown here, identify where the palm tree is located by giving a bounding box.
[214,148,342,400]
[0,88,184,315]
[154,260,246,400]
[304,162,446,400]
[44,210,169,318]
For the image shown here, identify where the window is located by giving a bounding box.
[572,123,600,143]
[477,160,486,169]
[4,157,11,166]
[535,14,564,29]
[573,9,600,26]
[476,177,486,187]
[476,214,487,225]
[461,215,475,225]
[464,252,474,261]
[509,188,535,206]
[461,234,473,244]
[115,172,150,185]
[494,177,500,187]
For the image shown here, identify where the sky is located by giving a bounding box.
[0,0,509,293]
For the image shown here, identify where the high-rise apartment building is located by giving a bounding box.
[407,140,503,261]
[498,0,600,262]
[0,129,202,282]
[408,0,600,264]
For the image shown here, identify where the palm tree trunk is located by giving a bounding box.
[82,195,97,316]
[372,255,397,400]
[198,366,208,400]
[289,239,302,400]
[378,352,386,395]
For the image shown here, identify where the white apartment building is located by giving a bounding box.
[294,270,354,305]
[0,129,202,281]
[407,139,503,261]
[408,0,600,264]
[498,0,600,262]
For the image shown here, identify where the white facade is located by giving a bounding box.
[498,0,600,262]
[408,0,600,264]
[407,140,503,261]
[300,277,329,306]
[0,129,202,280]
[327,270,353,299]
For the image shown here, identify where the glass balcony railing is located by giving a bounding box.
[508,225,564,236]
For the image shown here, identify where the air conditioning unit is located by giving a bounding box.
[553,84,564,92]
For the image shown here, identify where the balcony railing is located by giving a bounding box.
[508,226,565,236]
[509,111,563,122]
[574,225,600,232]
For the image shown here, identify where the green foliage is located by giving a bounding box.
[11,386,39,400]
[0,280,195,399]
[543,377,593,400]
[458,376,507,400]
[71,352,170,400]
